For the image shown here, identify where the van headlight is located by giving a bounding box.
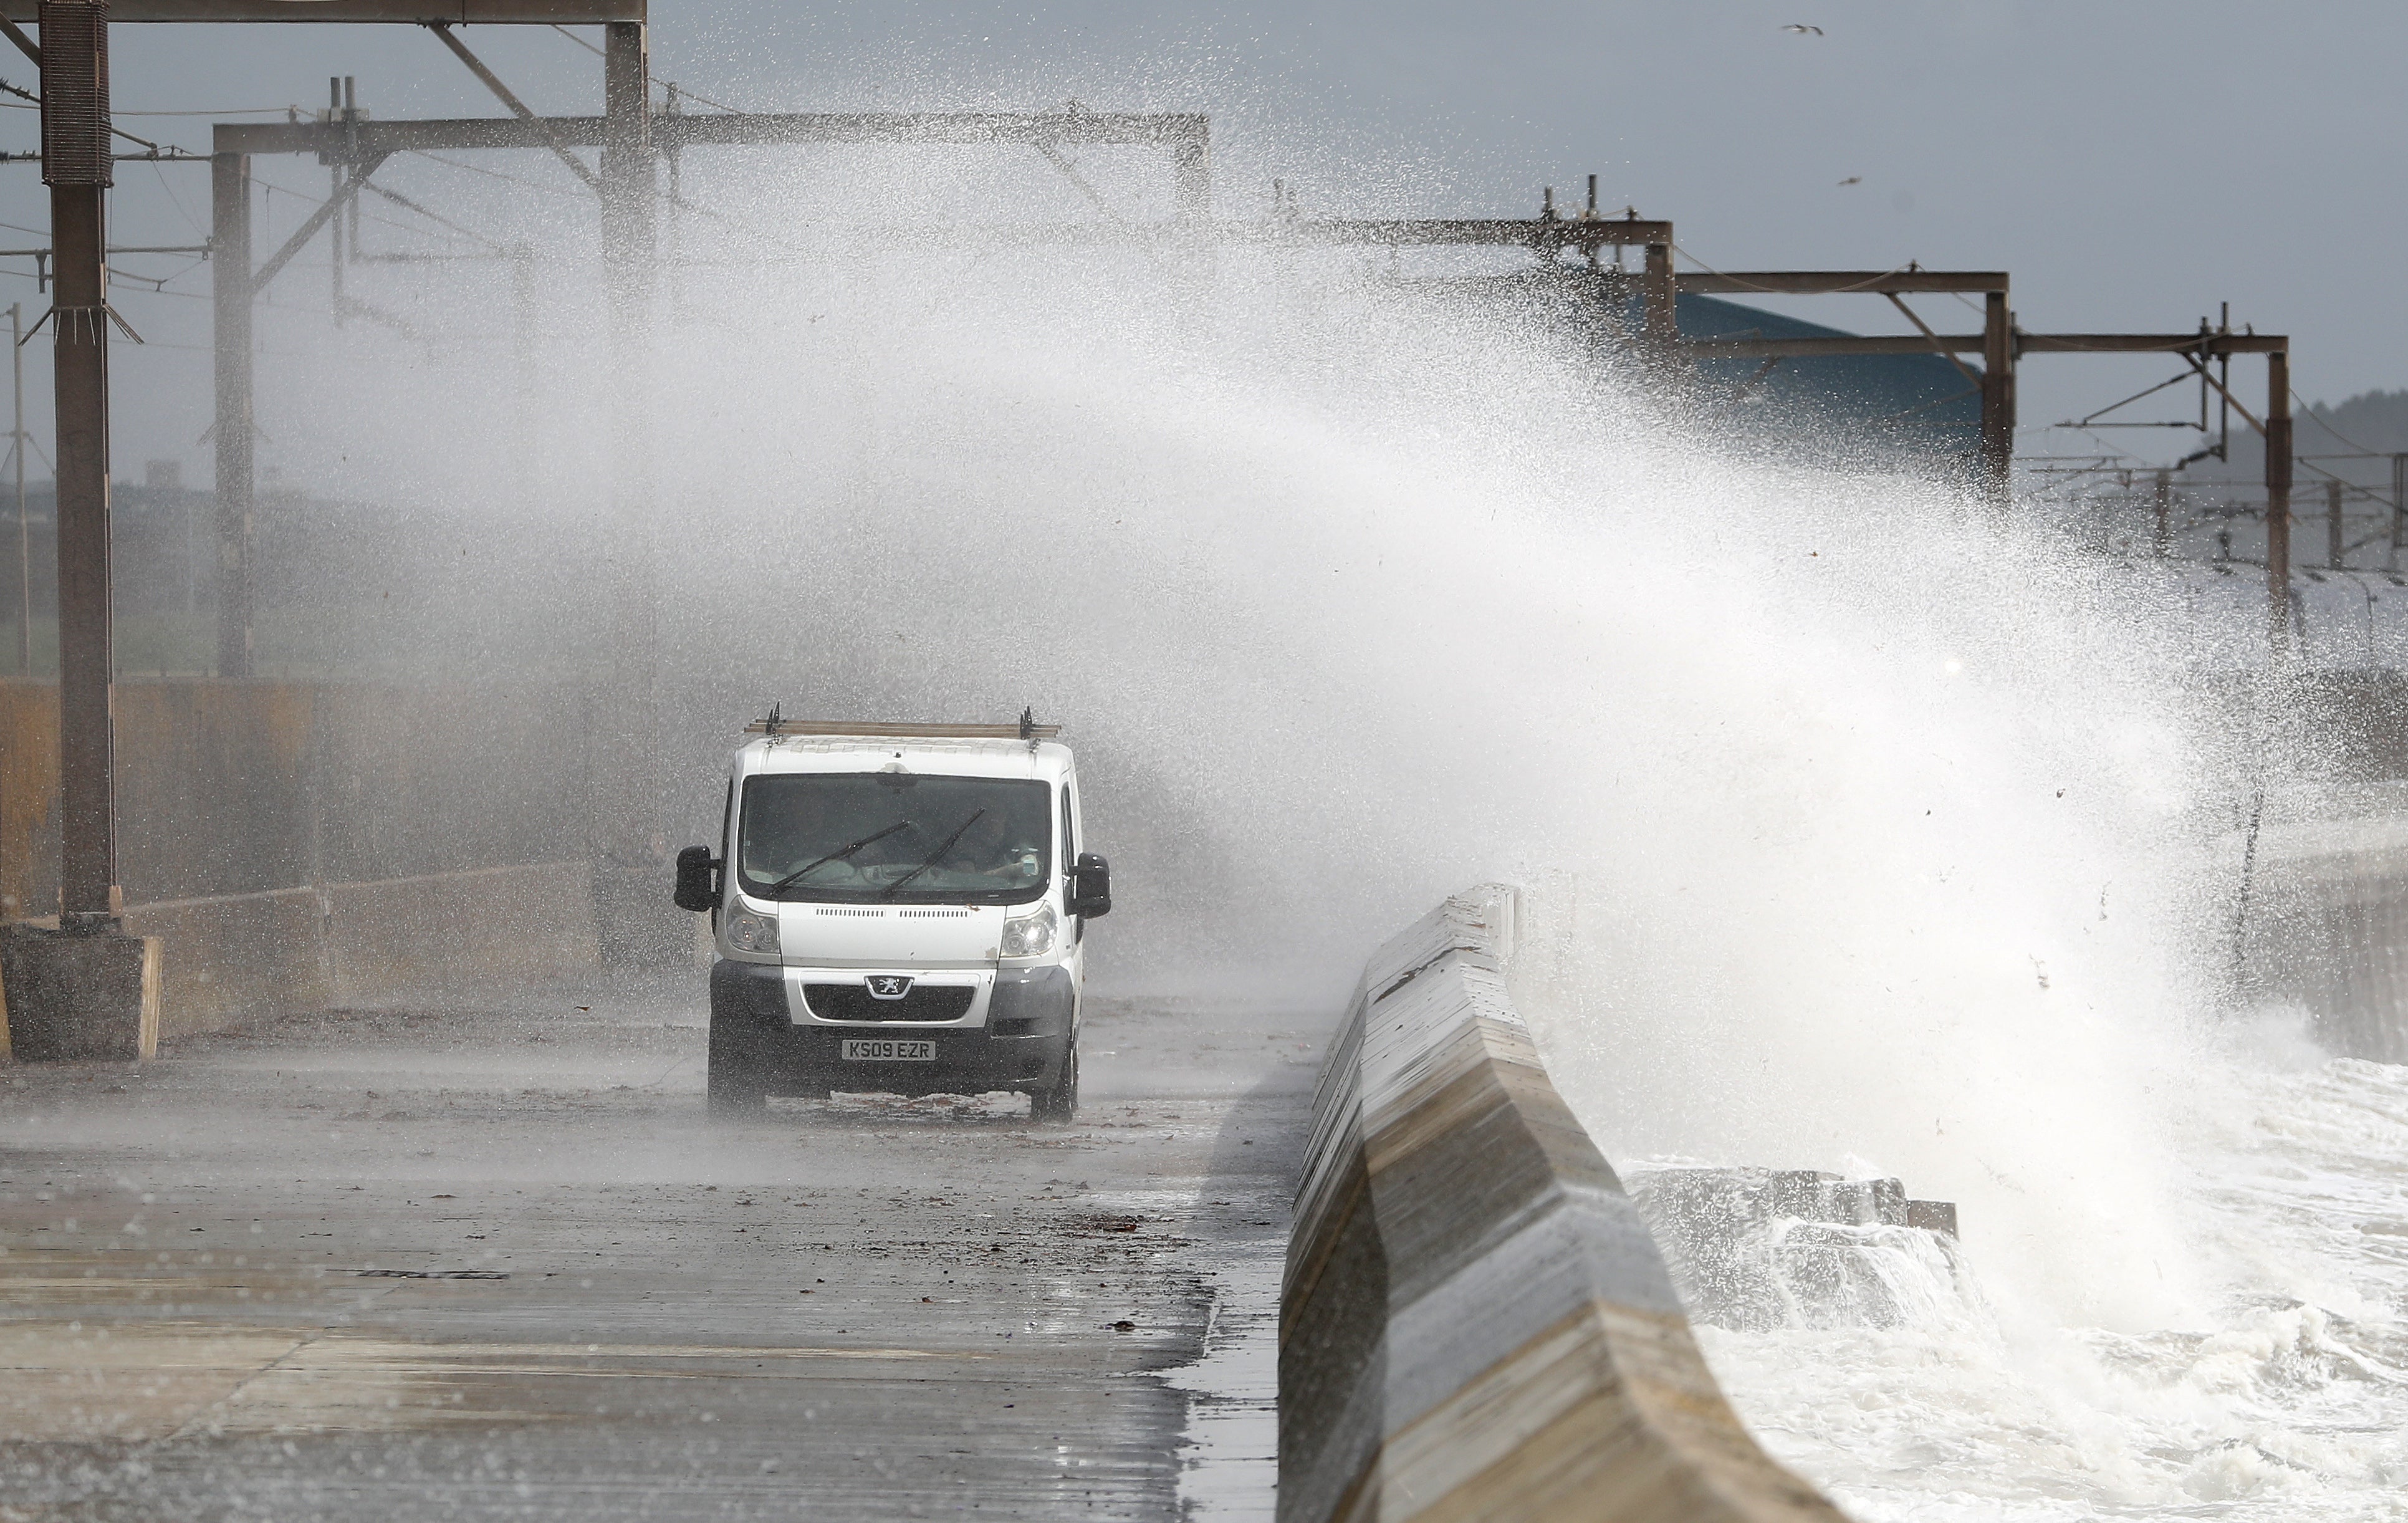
[726,907,780,955]
[999,903,1057,958]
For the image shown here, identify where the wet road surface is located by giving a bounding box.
[0,984,1323,1520]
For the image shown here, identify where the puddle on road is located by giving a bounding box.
[1166,1241,1280,1521]
[1,1314,959,1443]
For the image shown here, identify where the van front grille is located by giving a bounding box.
[803,984,977,1023]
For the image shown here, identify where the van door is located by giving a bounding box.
[1061,781,1081,949]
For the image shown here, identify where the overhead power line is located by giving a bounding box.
[252,173,489,247]
[0,79,197,156]
[2292,388,2391,459]
[0,99,293,117]
[548,22,753,115]
[407,148,587,201]
[116,107,295,117]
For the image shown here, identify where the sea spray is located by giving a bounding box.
[236,138,2392,1516]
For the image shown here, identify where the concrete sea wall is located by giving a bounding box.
[123,862,600,1040]
[2,862,599,1048]
[0,677,597,922]
[1280,883,1848,1523]
[2,678,610,1049]
[2244,815,2408,1062]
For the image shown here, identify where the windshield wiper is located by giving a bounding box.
[881,810,984,898]
[766,819,913,895]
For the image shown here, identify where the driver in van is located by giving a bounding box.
[938,810,1040,883]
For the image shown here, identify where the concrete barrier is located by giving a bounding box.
[0,677,601,920]
[4,861,599,1047]
[2241,815,2408,1062]
[1282,884,1848,1523]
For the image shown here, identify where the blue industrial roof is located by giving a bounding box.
[1673,292,1983,459]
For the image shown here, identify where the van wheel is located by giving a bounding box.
[707,1011,770,1117]
[1032,1043,1079,1125]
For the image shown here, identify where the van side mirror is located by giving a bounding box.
[673,845,721,912]
[1065,852,1111,919]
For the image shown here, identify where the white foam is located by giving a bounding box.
[1613,1059,2408,1522]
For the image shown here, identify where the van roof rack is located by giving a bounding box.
[746,704,1060,741]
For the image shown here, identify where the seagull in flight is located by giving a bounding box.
[1837,175,1862,186]
[1782,23,1825,35]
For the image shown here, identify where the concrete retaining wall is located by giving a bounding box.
[5,862,598,1045]
[2243,816,2408,1062]
[1281,884,1848,1523]
[0,678,598,920]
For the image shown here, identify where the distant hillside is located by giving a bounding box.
[2187,387,2408,493]
[2303,388,2408,456]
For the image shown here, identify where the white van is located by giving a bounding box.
[674,714,1110,1121]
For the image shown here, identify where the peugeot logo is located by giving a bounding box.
[865,976,914,1000]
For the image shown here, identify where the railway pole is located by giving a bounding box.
[209,145,252,676]
[1641,235,1677,368]
[10,300,26,674]
[0,0,162,1064]
[590,17,677,964]
[1979,291,2015,504]
[2266,349,2293,662]
[44,0,115,930]
[2389,453,2405,573]
[1171,118,1208,218]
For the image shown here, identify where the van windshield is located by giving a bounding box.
[737,774,1052,905]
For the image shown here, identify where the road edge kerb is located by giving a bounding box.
[1278,883,1853,1523]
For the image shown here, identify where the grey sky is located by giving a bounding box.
[3,1,2398,478]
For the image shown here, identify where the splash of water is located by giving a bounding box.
[1649,1059,2408,1522]
[240,142,2396,1516]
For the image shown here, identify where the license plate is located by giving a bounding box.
[841,1039,936,1062]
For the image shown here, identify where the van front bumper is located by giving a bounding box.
[709,959,1075,1097]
